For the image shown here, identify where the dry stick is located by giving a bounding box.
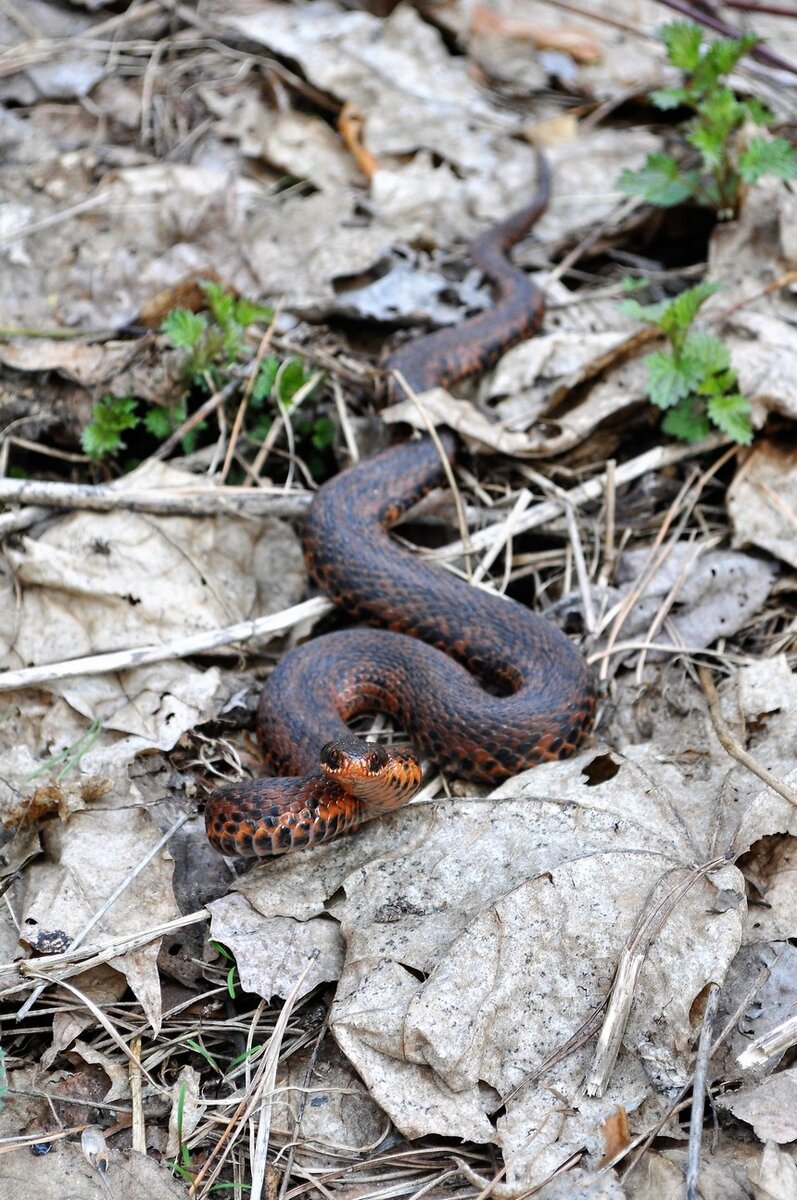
[685,982,721,1200]
[599,444,737,680]
[151,374,243,462]
[0,595,332,695]
[129,1034,146,1154]
[22,970,162,1091]
[2,911,209,982]
[0,477,309,519]
[738,1010,797,1067]
[726,1,797,13]
[634,535,722,686]
[331,378,360,465]
[442,433,729,558]
[699,666,797,809]
[586,858,727,1098]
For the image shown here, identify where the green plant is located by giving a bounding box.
[81,396,140,460]
[161,280,273,386]
[618,22,797,215]
[209,939,239,999]
[81,283,330,475]
[621,280,753,444]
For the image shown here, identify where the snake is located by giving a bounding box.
[205,152,596,859]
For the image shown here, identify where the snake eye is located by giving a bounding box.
[365,746,388,772]
[321,743,341,770]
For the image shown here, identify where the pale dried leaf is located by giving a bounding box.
[728,441,797,569]
[748,1141,797,1200]
[208,892,344,1001]
[723,1068,797,1144]
[19,792,181,1031]
[0,1138,188,1200]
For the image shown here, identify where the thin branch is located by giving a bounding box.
[699,665,797,809]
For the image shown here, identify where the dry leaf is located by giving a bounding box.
[208,892,344,1001]
[728,441,797,570]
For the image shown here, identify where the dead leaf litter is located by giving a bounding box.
[1,2,796,1199]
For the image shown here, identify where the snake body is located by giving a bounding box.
[205,154,595,859]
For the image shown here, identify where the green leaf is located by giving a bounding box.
[662,399,712,442]
[743,97,775,126]
[645,350,693,409]
[144,407,173,439]
[185,1038,219,1072]
[310,416,335,451]
[81,396,140,460]
[276,357,308,406]
[649,86,691,111]
[200,280,235,327]
[233,298,273,327]
[617,153,694,206]
[661,22,703,71]
[620,276,649,294]
[680,330,730,378]
[738,137,797,183]
[659,281,720,341]
[696,88,744,140]
[707,390,753,444]
[619,296,669,327]
[688,120,727,170]
[252,355,280,404]
[161,308,207,350]
[701,33,757,82]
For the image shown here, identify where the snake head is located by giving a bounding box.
[320,736,388,778]
[319,737,421,812]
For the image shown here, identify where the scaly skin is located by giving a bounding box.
[205,154,595,859]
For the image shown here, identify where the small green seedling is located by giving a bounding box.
[618,22,797,215]
[81,395,140,461]
[621,280,753,445]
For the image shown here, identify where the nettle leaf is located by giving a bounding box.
[662,399,712,442]
[695,367,738,398]
[659,282,720,340]
[201,279,235,327]
[661,22,703,71]
[619,297,669,327]
[681,331,731,378]
[617,154,694,206]
[645,351,693,409]
[144,407,173,440]
[688,121,726,170]
[701,33,757,83]
[738,137,797,183]
[743,97,775,126]
[81,396,140,461]
[161,308,207,350]
[310,416,335,452]
[233,298,273,327]
[697,88,744,139]
[707,391,754,444]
